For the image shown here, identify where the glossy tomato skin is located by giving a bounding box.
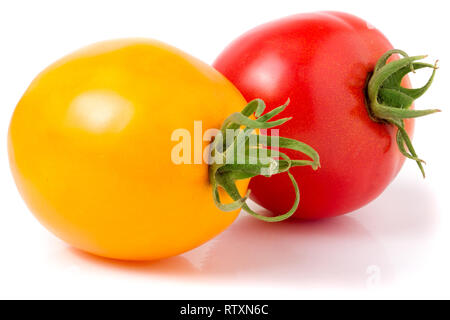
[8,39,248,260]
[214,12,413,219]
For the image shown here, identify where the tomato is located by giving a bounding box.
[8,39,250,260]
[214,12,438,219]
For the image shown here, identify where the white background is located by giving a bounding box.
[0,0,449,299]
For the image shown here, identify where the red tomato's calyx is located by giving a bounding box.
[366,49,440,177]
[209,99,320,222]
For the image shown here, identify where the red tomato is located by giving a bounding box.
[213,12,416,219]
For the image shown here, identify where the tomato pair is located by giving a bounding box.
[8,12,438,260]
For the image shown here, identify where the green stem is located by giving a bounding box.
[209,99,320,222]
[366,49,440,177]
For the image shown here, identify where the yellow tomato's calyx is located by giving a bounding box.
[366,49,440,178]
[209,99,320,222]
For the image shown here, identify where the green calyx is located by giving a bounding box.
[209,99,320,222]
[366,49,440,177]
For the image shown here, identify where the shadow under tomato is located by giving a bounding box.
[183,214,391,289]
[182,177,437,288]
[65,215,386,289]
[67,247,200,276]
[64,177,437,289]
[354,178,438,239]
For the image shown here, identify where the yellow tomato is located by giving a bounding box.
[8,39,248,261]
